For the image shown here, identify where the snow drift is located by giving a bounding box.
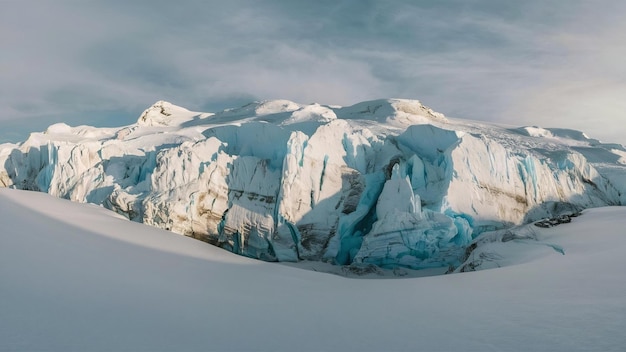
[2,188,625,351]
[1,98,625,269]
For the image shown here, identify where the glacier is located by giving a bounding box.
[1,98,625,270]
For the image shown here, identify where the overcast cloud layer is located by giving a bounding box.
[2,0,625,144]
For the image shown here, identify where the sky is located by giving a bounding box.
[2,0,625,144]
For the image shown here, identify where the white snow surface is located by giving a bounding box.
[1,188,625,351]
[1,98,625,269]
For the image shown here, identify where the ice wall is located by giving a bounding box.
[1,99,624,269]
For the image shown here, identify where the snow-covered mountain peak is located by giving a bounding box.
[512,126,600,145]
[251,99,302,115]
[337,99,448,126]
[217,99,301,118]
[137,100,203,127]
[280,103,337,125]
[134,98,446,133]
[45,122,74,135]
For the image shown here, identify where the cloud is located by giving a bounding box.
[501,1,626,142]
[1,0,625,144]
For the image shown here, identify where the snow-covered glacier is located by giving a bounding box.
[1,99,625,269]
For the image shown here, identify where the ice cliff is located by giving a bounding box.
[1,98,625,269]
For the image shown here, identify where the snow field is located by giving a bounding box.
[1,188,625,351]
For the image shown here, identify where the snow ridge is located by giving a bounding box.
[1,98,625,269]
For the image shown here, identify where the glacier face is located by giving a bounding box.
[1,99,625,269]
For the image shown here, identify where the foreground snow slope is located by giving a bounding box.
[1,99,625,269]
[1,189,625,351]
